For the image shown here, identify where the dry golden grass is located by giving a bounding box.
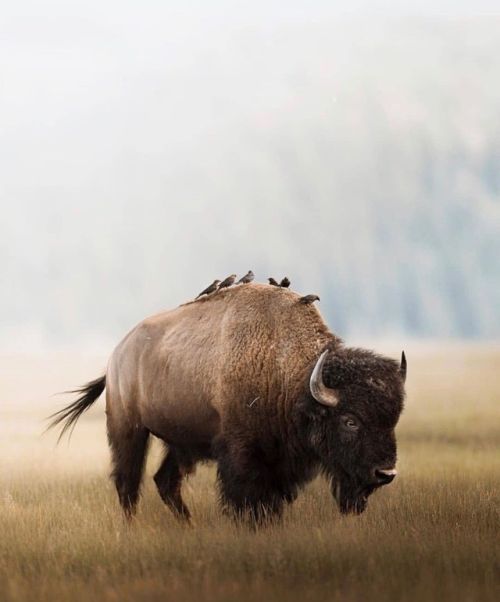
[0,344,499,601]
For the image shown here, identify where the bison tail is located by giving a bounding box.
[47,375,106,442]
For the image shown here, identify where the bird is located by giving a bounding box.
[219,274,237,289]
[195,279,220,299]
[280,277,290,288]
[268,277,280,286]
[237,270,254,284]
[299,294,320,304]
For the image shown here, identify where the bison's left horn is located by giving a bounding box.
[310,350,339,407]
[400,351,407,383]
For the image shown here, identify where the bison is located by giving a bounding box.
[50,282,406,523]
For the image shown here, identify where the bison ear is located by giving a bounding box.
[400,351,407,383]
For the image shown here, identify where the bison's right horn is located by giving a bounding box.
[310,350,340,407]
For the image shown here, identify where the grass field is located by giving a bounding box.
[0,344,499,601]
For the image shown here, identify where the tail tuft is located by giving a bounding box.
[47,375,106,442]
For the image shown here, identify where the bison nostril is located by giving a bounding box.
[374,468,397,485]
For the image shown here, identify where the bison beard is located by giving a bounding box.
[331,470,377,515]
[49,282,406,526]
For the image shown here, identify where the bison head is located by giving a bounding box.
[306,347,406,515]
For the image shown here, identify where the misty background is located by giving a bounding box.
[1,1,499,350]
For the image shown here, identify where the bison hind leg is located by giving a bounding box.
[108,425,150,519]
[154,447,194,521]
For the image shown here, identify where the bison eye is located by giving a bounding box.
[341,415,359,431]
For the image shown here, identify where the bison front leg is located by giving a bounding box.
[216,441,285,526]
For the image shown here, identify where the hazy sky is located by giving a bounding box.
[1,2,499,348]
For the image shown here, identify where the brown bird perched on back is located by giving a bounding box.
[280,277,290,288]
[299,294,320,304]
[237,270,254,284]
[268,277,279,286]
[195,279,220,299]
[219,274,237,289]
